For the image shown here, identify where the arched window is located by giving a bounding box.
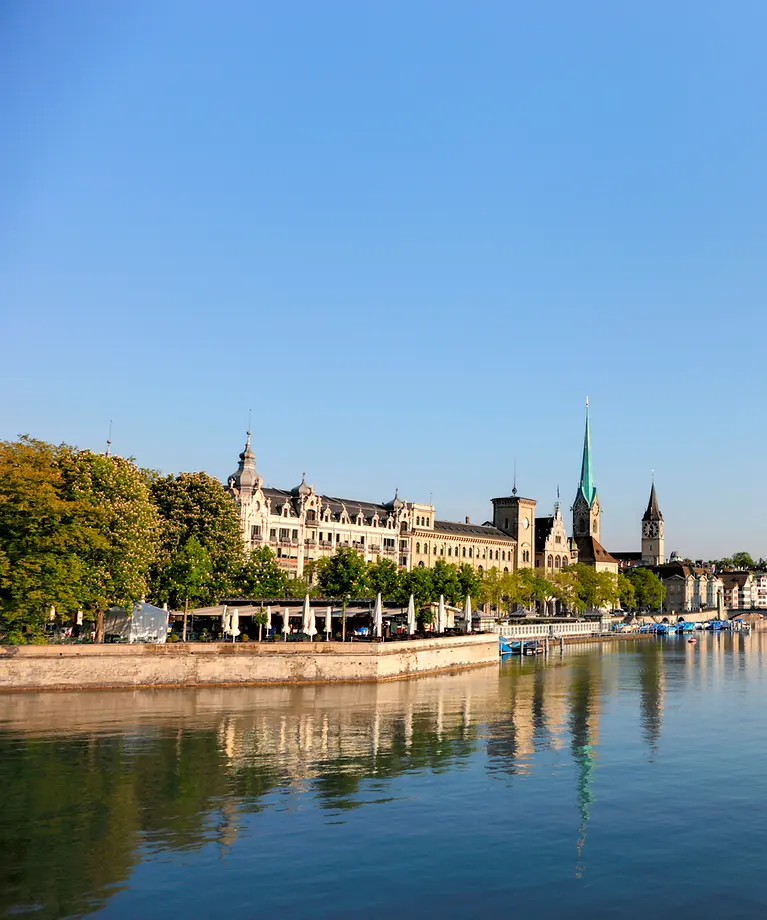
[548,555,553,568]
[433,545,437,554]
[448,547,452,557]
[503,567,509,574]
[495,550,499,560]
[562,556,568,567]
[468,548,473,558]
[416,516,421,526]
[501,551,506,561]
[418,561,425,568]
[555,555,560,568]
[416,542,421,554]
[478,566,484,574]
[462,547,467,558]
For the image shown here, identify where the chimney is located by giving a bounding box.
[465,516,470,524]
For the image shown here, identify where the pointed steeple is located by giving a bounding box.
[578,397,596,507]
[642,479,663,522]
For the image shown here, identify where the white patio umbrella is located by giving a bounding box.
[325,606,333,638]
[407,594,416,635]
[283,609,290,639]
[302,595,313,636]
[373,592,383,639]
[437,595,446,633]
[305,602,317,642]
[464,594,472,634]
[230,609,240,642]
[265,606,272,635]
[221,605,229,636]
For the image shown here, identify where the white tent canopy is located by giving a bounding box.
[104,602,169,644]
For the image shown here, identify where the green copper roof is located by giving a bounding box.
[578,400,596,507]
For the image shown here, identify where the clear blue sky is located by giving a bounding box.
[2,1,766,560]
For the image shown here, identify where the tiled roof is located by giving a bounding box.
[575,536,618,564]
[434,520,514,541]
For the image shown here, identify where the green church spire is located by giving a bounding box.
[578,397,596,507]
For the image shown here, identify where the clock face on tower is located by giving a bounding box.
[521,517,530,530]
[645,522,659,538]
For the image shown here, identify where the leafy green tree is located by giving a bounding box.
[166,536,213,639]
[456,563,483,604]
[618,573,636,610]
[366,558,402,600]
[239,545,288,599]
[430,560,461,605]
[624,567,665,611]
[316,546,368,639]
[731,551,755,571]
[568,563,619,611]
[398,566,436,627]
[151,472,244,603]
[0,438,98,641]
[60,451,161,641]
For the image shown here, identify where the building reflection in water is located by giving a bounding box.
[0,647,669,916]
[638,642,664,756]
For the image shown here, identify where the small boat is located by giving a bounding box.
[523,640,544,656]
[688,637,697,645]
[499,637,522,656]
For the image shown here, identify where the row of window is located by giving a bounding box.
[414,542,522,563]
[415,515,432,527]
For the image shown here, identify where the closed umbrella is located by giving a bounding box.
[325,606,333,638]
[221,605,229,637]
[306,604,317,642]
[230,609,240,642]
[464,595,472,634]
[283,609,290,639]
[302,595,312,636]
[373,593,383,639]
[407,594,416,635]
[265,606,272,637]
[437,595,446,634]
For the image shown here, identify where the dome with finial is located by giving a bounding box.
[228,430,261,495]
[385,488,404,511]
[292,473,311,498]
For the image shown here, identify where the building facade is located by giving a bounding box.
[535,502,578,574]
[226,432,520,578]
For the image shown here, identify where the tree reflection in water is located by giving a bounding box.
[0,646,666,919]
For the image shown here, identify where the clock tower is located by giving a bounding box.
[492,488,536,570]
[641,480,664,565]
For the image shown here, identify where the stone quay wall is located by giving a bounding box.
[0,634,499,692]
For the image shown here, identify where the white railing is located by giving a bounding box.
[487,621,604,639]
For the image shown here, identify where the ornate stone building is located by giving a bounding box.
[535,500,579,574]
[226,432,520,578]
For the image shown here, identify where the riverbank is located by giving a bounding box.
[0,633,498,692]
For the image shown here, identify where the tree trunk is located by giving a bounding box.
[342,604,347,642]
[94,608,104,644]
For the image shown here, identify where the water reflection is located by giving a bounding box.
[3,633,767,919]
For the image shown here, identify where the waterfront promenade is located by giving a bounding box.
[0,633,498,692]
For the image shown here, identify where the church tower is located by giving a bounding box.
[572,398,600,542]
[641,479,664,565]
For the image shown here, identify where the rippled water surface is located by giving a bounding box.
[2,633,767,919]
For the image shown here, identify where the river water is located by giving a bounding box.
[1,633,766,920]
